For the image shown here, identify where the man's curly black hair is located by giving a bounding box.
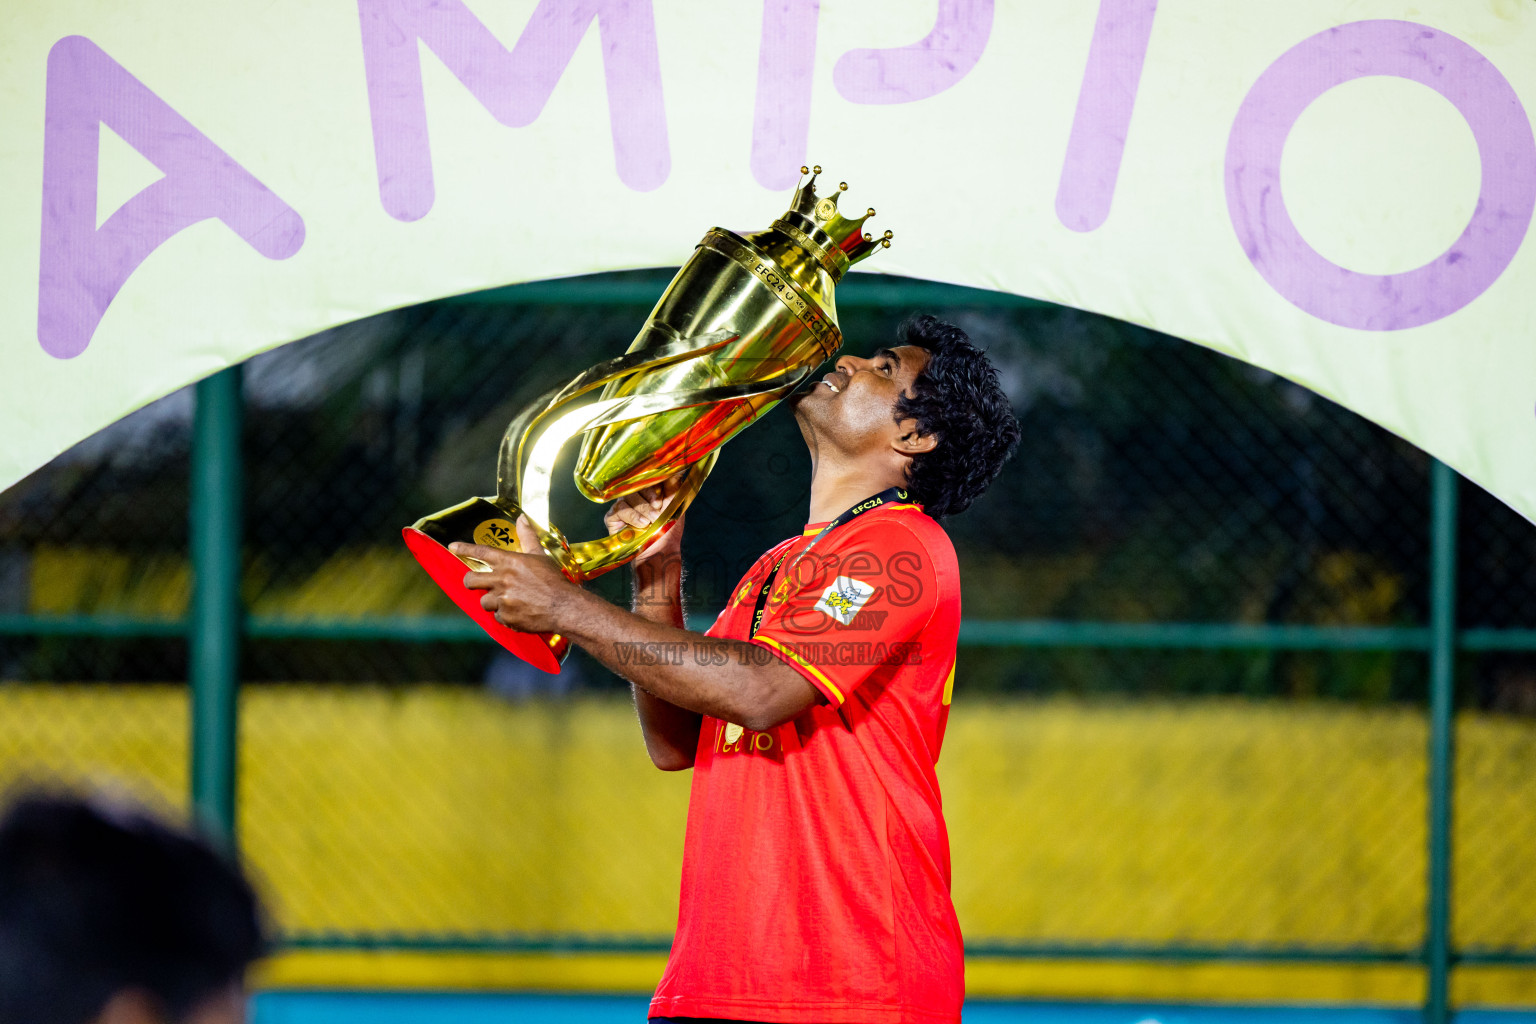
[894,315,1020,519]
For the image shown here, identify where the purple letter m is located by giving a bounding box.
[358,0,670,221]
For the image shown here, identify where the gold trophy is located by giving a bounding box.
[403,166,893,671]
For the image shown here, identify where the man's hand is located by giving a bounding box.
[453,517,579,634]
[604,472,686,566]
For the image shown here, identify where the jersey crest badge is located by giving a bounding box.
[814,576,875,626]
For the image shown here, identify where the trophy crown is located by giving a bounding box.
[774,164,891,280]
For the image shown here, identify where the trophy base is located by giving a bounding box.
[402,498,570,673]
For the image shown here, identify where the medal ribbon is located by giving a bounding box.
[749,486,914,638]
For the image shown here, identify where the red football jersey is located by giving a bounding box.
[649,502,964,1024]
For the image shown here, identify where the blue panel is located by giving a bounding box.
[253,993,1536,1024]
[252,992,653,1024]
[961,1004,1421,1024]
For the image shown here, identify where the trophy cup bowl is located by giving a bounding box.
[404,166,894,671]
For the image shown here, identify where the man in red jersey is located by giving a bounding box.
[453,315,1020,1023]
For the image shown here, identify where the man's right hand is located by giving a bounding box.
[603,472,686,567]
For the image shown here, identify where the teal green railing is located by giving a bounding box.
[190,366,244,848]
[8,275,1532,1024]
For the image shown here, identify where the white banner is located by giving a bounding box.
[2,1,1533,519]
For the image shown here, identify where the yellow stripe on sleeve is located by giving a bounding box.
[942,663,956,706]
[751,635,847,705]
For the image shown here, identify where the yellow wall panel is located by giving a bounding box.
[0,684,186,814]
[2,686,1534,1003]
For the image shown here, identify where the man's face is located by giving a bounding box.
[793,344,931,454]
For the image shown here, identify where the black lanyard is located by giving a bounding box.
[749,486,914,637]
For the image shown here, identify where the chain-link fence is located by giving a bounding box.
[0,272,1533,1002]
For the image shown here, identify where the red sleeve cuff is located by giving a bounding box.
[749,635,848,706]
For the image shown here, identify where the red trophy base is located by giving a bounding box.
[402,527,566,674]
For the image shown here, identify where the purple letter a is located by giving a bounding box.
[38,36,305,360]
[358,0,670,221]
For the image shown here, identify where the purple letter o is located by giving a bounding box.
[1226,20,1535,331]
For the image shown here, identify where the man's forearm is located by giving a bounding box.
[448,525,820,738]
[631,554,686,628]
[628,553,700,769]
[557,582,818,734]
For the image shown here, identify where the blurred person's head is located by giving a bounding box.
[0,793,265,1024]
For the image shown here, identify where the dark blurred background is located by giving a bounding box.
[5,272,1536,977]
[2,270,1530,708]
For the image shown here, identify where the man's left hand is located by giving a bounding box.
[452,517,577,634]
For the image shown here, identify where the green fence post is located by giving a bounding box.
[1425,458,1458,1024]
[190,367,243,846]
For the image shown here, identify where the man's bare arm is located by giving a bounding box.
[625,549,704,770]
[454,519,819,737]
[555,581,819,733]
[606,482,704,770]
